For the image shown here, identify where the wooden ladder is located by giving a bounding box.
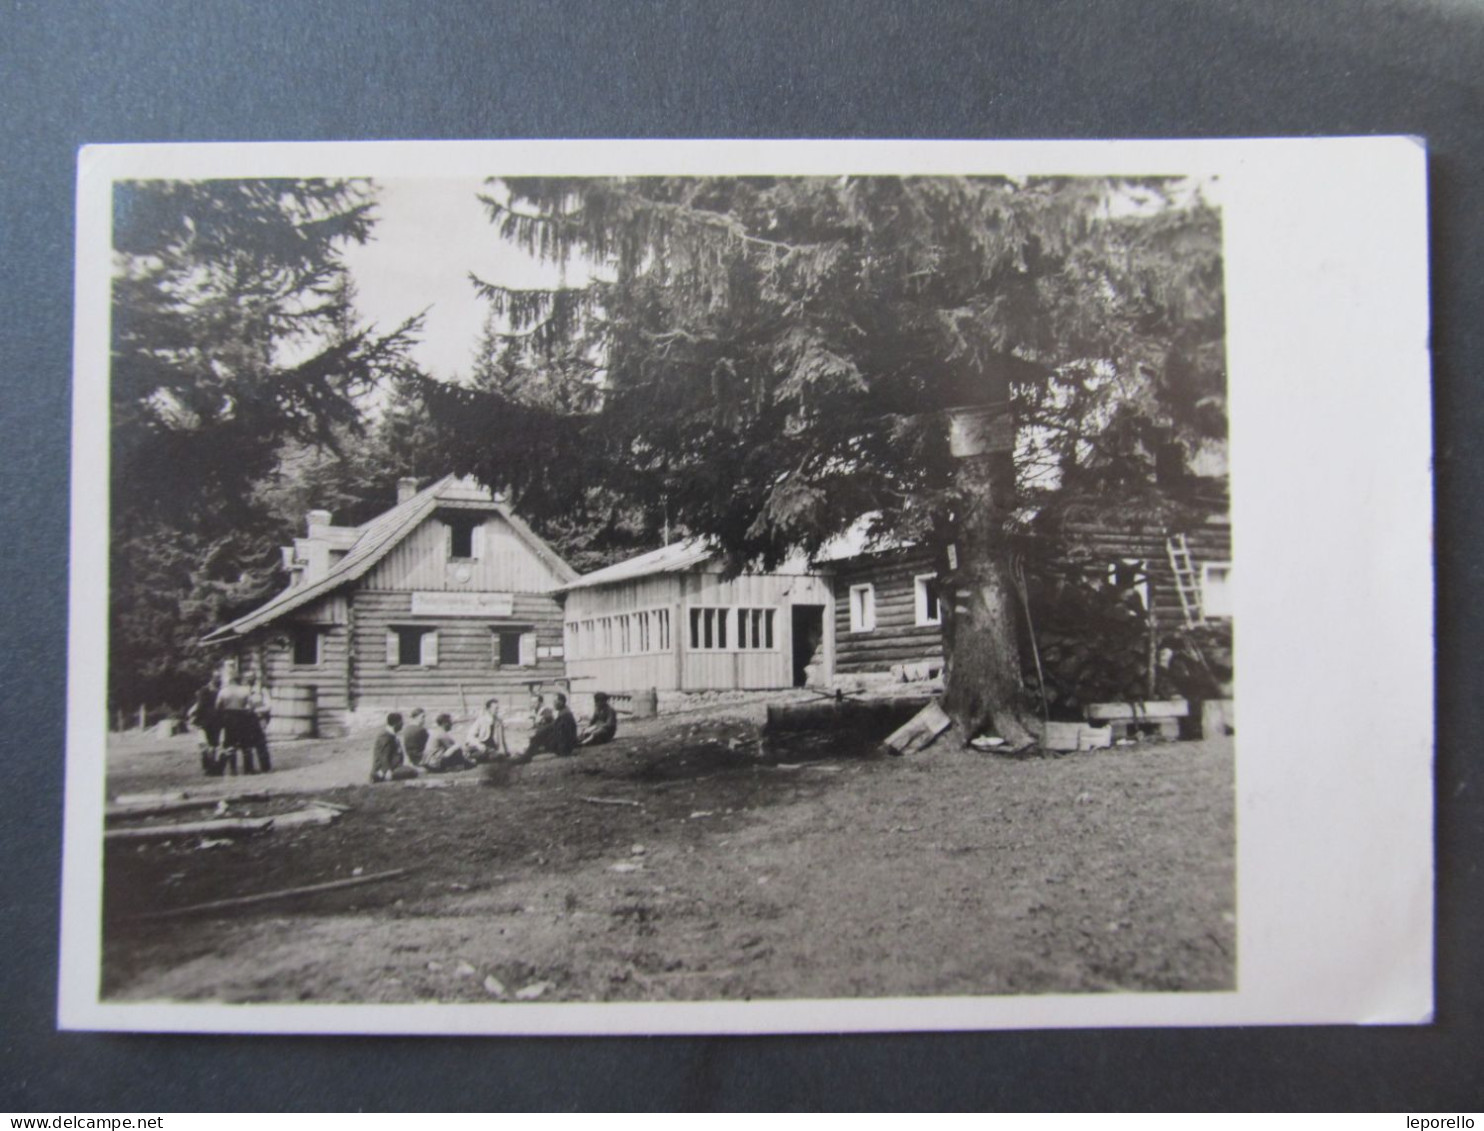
[1166,533,1204,627]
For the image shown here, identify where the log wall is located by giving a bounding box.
[348,589,567,715]
[831,549,946,675]
[828,515,1233,675]
[232,593,352,737]
[1061,516,1232,633]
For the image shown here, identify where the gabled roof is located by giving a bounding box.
[560,536,838,592]
[558,539,716,592]
[203,476,578,642]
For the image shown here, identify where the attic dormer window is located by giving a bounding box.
[446,516,481,560]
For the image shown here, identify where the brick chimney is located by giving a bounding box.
[397,476,420,504]
[305,508,332,533]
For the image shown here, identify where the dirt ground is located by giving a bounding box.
[100,696,1235,1004]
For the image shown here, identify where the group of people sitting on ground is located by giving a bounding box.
[370,690,621,784]
[188,669,274,777]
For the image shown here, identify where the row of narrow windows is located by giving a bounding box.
[563,606,779,659]
[565,609,672,660]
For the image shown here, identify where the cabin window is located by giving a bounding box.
[737,608,776,650]
[688,607,729,650]
[849,584,876,632]
[1201,561,1233,619]
[290,625,322,666]
[446,516,481,560]
[387,626,438,667]
[492,628,536,667]
[495,629,523,666]
[914,574,942,626]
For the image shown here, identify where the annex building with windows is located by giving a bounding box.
[558,540,835,694]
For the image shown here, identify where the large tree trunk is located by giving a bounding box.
[940,449,1041,749]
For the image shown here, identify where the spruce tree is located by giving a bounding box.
[109,178,422,711]
[423,175,1224,744]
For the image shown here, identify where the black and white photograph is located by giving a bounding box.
[60,139,1430,1034]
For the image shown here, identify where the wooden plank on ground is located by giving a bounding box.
[105,817,275,841]
[124,868,410,921]
[1085,699,1190,721]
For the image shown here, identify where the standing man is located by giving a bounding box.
[188,672,223,774]
[215,667,255,775]
[245,674,273,773]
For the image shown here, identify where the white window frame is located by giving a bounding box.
[913,573,942,627]
[849,583,876,632]
[688,606,731,651]
[1200,561,1233,619]
[737,607,777,651]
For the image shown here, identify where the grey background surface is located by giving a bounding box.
[1,0,1476,1111]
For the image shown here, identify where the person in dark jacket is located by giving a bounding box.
[517,693,578,761]
[189,673,224,774]
[243,674,273,773]
[370,712,419,782]
[578,692,619,747]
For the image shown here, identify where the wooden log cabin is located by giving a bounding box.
[825,546,948,679]
[822,503,1232,681]
[559,540,835,693]
[202,476,577,735]
[1056,510,1233,635]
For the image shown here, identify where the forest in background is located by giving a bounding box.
[110,175,1228,729]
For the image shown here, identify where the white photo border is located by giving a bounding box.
[62,137,1434,1034]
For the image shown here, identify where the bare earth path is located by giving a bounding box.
[101,706,1235,1004]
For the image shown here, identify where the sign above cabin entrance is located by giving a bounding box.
[410,591,515,617]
